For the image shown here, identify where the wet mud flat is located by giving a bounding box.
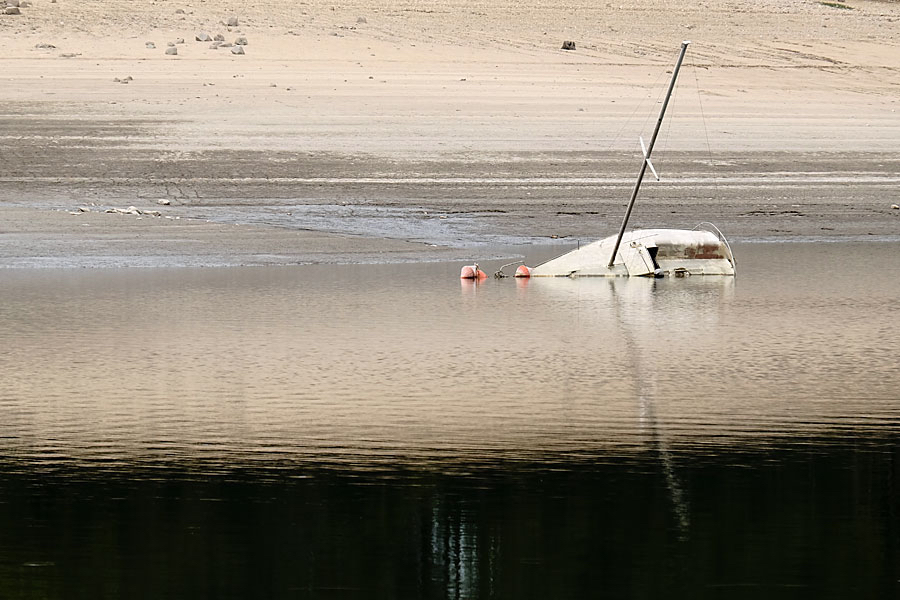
[2,115,899,268]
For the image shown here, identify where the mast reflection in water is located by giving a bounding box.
[1,242,898,598]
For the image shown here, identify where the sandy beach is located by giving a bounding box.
[2,0,899,267]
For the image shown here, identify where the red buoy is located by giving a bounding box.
[514,265,532,278]
[460,264,487,280]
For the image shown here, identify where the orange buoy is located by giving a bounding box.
[460,264,487,280]
[514,265,532,278]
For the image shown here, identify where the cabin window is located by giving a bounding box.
[647,246,661,270]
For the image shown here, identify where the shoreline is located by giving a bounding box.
[2,0,899,268]
[2,191,898,269]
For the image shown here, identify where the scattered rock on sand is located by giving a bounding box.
[175,37,185,44]
[231,45,245,55]
[357,16,367,24]
[892,204,899,210]
[561,40,576,50]
[35,43,56,49]
[7,0,20,7]
[214,33,225,41]
[235,36,248,45]
[5,6,21,14]
[196,33,212,41]
[106,206,141,216]
[157,198,171,205]
[113,75,133,83]
[165,47,177,55]
[175,8,185,14]
[146,41,156,49]
[226,16,239,27]
[105,206,163,217]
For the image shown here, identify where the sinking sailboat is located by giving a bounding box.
[521,41,736,278]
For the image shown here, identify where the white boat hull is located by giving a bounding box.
[529,228,735,278]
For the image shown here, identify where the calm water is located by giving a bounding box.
[1,242,899,598]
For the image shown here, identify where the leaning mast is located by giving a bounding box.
[607,41,691,268]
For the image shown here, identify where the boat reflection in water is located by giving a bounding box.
[2,244,899,598]
[454,274,737,590]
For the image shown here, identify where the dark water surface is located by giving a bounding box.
[1,242,899,598]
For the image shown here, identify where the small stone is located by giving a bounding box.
[165,47,177,55]
[175,37,185,44]
[19,0,29,6]
[227,16,239,27]
[231,45,244,55]
[146,41,156,49]
[157,198,171,205]
[214,33,225,41]
[5,6,21,14]
[357,16,367,24]
[196,33,212,42]
[209,42,221,49]
[35,43,56,49]
[167,41,175,47]
[6,0,20,7]
[892,204,899,210]
[561,40,576,51]
[175,8,185,14]
[107,206,143,215]
[235,36,248,45]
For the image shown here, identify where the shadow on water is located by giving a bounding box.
[1,242,899,598]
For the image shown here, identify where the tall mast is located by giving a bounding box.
[607,41,690,268]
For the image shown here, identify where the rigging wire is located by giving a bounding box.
[690,52,720,201]
[658,43,685,156]
[604,50,669,153]
[646,45,686,207]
